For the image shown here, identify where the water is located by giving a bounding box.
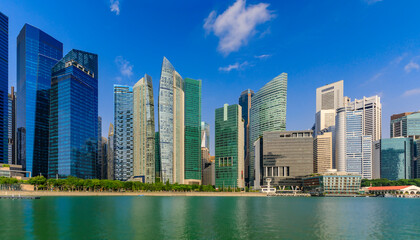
[0,196,419,239]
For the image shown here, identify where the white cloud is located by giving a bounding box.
[404,61,420,73]
[219,61,249,72]
[364,0,383,4]
[255,54,271,59]
[403,88,420,97]
[204,0,274,55]
[115,56,133,78]
[110,0,120,15]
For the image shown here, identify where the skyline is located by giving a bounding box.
[2,0,420,154]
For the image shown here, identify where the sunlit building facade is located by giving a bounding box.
[107,123,115,180]
[380,138,413,180]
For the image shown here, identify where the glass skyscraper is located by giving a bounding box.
[184,78,201,184]
[0,12,8,163]
[114,85,134,181]
[133,74,155,183]
[215,104,244,189]
[158,57,185,184]
[17,24,63,176]
[8,87,16,165]
[380,138,412,180]
[49,49,98,179]
[238,89,254,185]
[107,123,115,180]
[201,122,210,150]
[249,73,287,186]
[155,132,160,181]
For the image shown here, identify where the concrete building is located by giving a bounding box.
[253,137,263,189]
[107,123,115,180]
[202,147,214,185]
[8,87,16,165]
[368,185,420,195]
[303,170,362,196]
[314,132,332,173]
[262,130,314,187]
[239,89,254,185]
[215,104,244,189]
[348,96,382,141]
[372,140,381,179]
[249,73,287,185]
[133,74,155,183]
[315,80,344,135]
[390,112,420,139]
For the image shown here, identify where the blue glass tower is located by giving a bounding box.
[49,49,98,179]
[380,138,413,180]
[0,12,8,163]
[17,24,63,176]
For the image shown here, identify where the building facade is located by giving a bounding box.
[113,85,134,181]
[315,80,344,135]
[97,116,102,179]
[155,132,160,181]
[184,78,201,184]
[239,89,254,185]
[158,57,185,184]
[314,132,332,173]
[49,50,98,179]
[390,112,420,139]
[0,12,7,163]
[303,171,362,195]
[201,122,210,150]
[215,104,244,189]
[249,73,287,186]
[380,138,413,180]
[107,123,115,180]
[100,137,108,179]
[17,24,63,176]
[133,74,155,183]
[8,87,16,165]
[348,96,382,141]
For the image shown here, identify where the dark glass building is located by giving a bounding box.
[238,89,254,185]
[155,132,160,181]
[17,24,63,176]
[0,12,8,163]
[380,138,413,180]
[49,49,98,179]
[184,78,201,184]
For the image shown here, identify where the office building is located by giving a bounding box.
[239,89,254,185]
[107,123,115,180]
[315,80,344,135]
[314,132,333,173]
[113,85,134,181]
[158,57,185,184]
[335,108,372,179]
[17,24,63,176]
[261,130,314,187]
[215,104,244,189]
[201,122,210,150]
[390,112,420,139]
[303,170,362,196]
[97,116,102,179]
[380,138,413,180]
[8,87,16,165]
[253,137,263,189]
[133,74,155,183]
[348,96,382,141]
[49,49,98,179]
[100,137,108,179]
[372,140,381,179]
[155,132,160,181]
[201,147,214,185]
[0,12,7,163]
[184,78,201,184]
[249,73,287,185]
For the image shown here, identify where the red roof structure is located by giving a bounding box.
[368,186,411,191]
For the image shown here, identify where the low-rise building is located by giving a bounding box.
[368,185,420,195]
[303,170,362,196]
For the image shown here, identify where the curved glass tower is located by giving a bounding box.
[158,57,184,184]
[133,74,155,183]
[249,73,288,185]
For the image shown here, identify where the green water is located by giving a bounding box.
[0,196,419,239]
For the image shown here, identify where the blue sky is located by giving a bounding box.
[2,0,420,154]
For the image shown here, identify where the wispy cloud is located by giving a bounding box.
[204,0,274,55]
[403,88,420,97]
[404,61,420,73]
[255,54,271,59]
[110,0,120,15]
[364,0,383,4]
[115,56,133,80]
[219,61,249,72]
[361,54,406,86]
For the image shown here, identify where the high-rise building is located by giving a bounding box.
[133,74,155,183]
[249,73,287,186]
[8,87,16,165]
[0,12,8,163]
[314,132,333,173]
[201,122,210,150]
[347,96,381,141]
[215,104,244,189]
[390,112,420,139]
[335,108,372,179]
[158,57,185,184]
[253,137,263,189]
[49,49,98,179]
[372,140,381,179]
[17,24,63,176]
[380,138,413,180]
[101,137,108,180]
[97,116,102,179]
[107,123,115,180]
[155,132,160,181]
[184,78,201,184]
[238,89,254,185]
[315,80,344,134]
[113,85,134,181]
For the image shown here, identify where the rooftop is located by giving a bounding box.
[368,186,412,191]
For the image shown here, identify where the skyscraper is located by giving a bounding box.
[155,132,160,181]
[335,108,372,179]
[315,80,344,135]
[107,123,115,180]
[17,24,63,176]
[49,49,98,179]
[113,85,134,181]
[380,138,413,180]
[0,12,7,163]
[238,89,254,185]
[8,87,16,165]
[390,112,420,139]
[97,116,102,179]
[215,104,244,189]
[133,74,155,183]
[201,122,210,150]
[249,73,287,186]
[101,137,108,180]
[184,78,201,184]
[314,132,333,173]
[158,57,185,184]
[347,96,382,141]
